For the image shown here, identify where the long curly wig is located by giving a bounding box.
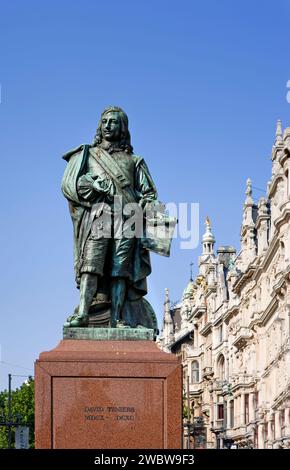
[92,106,133,154]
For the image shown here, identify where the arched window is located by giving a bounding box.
[191,361,199,383]
[217,355,225,380]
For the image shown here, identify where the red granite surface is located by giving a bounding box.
[35,340,182,449]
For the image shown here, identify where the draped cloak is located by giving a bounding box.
[61,144,158,302]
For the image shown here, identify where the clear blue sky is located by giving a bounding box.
[1,0,290,389]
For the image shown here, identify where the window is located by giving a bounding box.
[244,394,249,424]
[217,355,225,380]
[217,404,224,420]
[254,391,259,418]
[281,410,285,437]
[218,325,223,343]
[191,361,199,383]
[195,326,198,347]
[254,428,258,448]
[189,331,194,347]
[264,422,268,442]
[229,400,234,428]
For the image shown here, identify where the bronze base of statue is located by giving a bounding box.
[63,326,155,341]
[64,298,159,336]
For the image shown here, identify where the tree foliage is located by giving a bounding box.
[0,378,34,448]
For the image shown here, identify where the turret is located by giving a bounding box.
[240,179,257,269]
[199,217,216,276]
[268,121,289,238]
[162,288,174,347]
[256,197,270,255]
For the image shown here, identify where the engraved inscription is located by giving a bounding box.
[83,405,136,422]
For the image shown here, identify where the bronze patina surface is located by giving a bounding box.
[62,106,176,334]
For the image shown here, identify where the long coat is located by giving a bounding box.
[61,144,158,301]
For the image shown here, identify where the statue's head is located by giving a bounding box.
[93,106,133,154]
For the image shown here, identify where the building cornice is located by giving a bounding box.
[223,304,240,324]
[232,264,256,294]
[271,143,284,161]
[253,236,279,281]
[191,305,206,319]
[274,200,290,231]
[169,326,195,349]
[261,338,290,379]
[249,297,278,330]
[230,379,256,393]
[278,147,290,168]
[268,172,285,199]
[272,384,290,410]
[200,321,212,336]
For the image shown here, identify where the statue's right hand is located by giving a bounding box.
[77,174,94,190]
[92,174,114,196]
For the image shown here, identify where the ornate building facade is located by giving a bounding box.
[158,121,290,449]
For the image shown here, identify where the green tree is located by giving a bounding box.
[0,378,34,448]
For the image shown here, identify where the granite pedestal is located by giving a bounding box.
[35,333,182,449]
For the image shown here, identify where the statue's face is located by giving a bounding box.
[101,111,122,142]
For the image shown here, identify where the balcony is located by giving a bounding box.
[212,379,224,391]
[191,305,206,319]
[231,374,255,389]
[232,326,252,349]
[215,419,224,430]
[210,419,225,434]
[189,382,204,394]
[203,366,214,379]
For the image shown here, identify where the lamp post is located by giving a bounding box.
[210,421,224,449]
[186,374,191,449]
[8,373,12,449]
[190,417,206,448]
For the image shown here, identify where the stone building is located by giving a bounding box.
[158,121,290,449]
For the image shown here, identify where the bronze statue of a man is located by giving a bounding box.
[62,106,173,331]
